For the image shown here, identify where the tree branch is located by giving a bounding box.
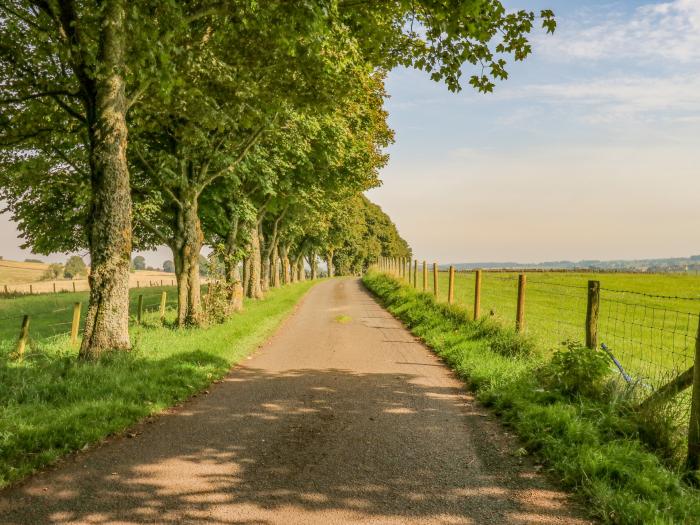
[196,123,268,193]
[137,216,171,245]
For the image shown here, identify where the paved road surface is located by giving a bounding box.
[0,278,591,524]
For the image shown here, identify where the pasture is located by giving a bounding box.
[416,269,700,387]
[0,286,179,350]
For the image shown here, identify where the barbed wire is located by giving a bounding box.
[601,287,700,302]
[527,279,588,290]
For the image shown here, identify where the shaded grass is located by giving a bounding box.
[0,281,315,488]
[364,271,700,525]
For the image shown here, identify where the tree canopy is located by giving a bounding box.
[0,0,555,355]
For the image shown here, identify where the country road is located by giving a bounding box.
[0,278,591,525]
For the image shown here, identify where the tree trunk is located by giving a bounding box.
[280,245,290,285]
[80,0,131,359]
[224,228,243,312]
[310,252,317,280]
[261,254,271,293]
[272,244,280,288]
[242,257,250,297]
[246,224,263,299]
[295,256,305,282]
[326,249,335,278]
[171,190,203,326]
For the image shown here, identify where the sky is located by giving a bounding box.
[368,0,700,264]
[1,0,699,267]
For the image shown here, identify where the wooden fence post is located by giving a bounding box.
[16,315,30,360]
[137,294,144,325]
[585,280,600,348]
[160,291,167,322]
[422,261,427,291]
[516,273,526,333]
[4,284,8,294]
[72,281,76,293]
[53,283,56,293]
[70,302,81,345]
[685,315,700,472]
[433,262,439,299]
[137,280,140,288]
[474,270,482,320]
[413,260,418,288]
[29,284,33,294]
[448,266,455,304]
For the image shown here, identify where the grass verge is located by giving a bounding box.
[363,271,700,525]
[0,280,315,489]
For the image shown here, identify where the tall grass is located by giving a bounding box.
[364,271,700,524]
[0,281,315,488]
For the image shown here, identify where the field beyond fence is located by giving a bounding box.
[0,285,184,356]
[377,257,700,462]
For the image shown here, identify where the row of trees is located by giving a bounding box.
[0,1,554,358]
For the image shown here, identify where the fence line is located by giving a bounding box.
[375,255,700,467]
[1,286,184,356]
[0,276,179,297]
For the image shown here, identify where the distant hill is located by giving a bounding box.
[443,255,700,273]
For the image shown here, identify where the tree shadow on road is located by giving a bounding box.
[1,366,590,524]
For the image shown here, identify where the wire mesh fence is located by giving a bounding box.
[378,257,700,399]
[378,256,700,463]
[0,285,185,356]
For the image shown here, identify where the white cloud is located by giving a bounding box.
[539,0,700,63]
[503,73,700,123]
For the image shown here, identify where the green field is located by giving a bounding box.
[402,269,700,387]
[0,280,315,488]
[0,286,183,349]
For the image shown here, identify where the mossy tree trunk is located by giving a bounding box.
[326,249,335,278]
[80,0,132,359]
[271,244,280,288]
[224,220,243,312]
[170,185,203,326]
[246,223,263,299]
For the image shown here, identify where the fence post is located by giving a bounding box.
[70,302,81,345]
[137,280,140,288]
[4,284,8,294]
[433,262,439,299]
[686,315,700,472]
[422,261,427,291]
[474,270,482,320]
[413,260,418,288]
[53,283,56,293]
[516,273,526,333]
[160,291,167,322]
[29,284,33,294]
[448,266,455,304]
[137,294,144,325]
[16,315,30,360]
[72,281,76,293]
[585,280,600,348]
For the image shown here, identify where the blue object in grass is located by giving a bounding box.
[601,343,633,384]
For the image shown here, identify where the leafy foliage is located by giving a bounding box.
[64,256,87,278]
[542,340,613,399]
